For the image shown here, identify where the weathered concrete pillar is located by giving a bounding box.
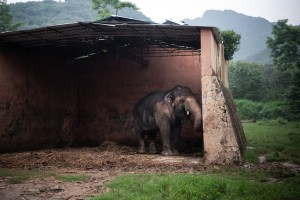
[200,28,246,164]
[202,76,246,164]
[223,60,229,88]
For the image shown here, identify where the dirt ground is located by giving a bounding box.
[0,141,205,200]
[0,141,299,200]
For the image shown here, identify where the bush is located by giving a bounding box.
[234,99,291,120]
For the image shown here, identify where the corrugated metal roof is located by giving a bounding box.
[0,16,221,58]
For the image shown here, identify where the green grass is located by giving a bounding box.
[90,173,300,200]
[0,168,42,184]
[91,120,300,200]
[56,174,89,182]
[243,120,300,164]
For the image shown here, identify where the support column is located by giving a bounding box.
[202,76,246,164]
[200,28,246,164]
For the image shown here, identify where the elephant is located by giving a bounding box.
[132,85,202,156]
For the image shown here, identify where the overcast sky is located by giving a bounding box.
[7,0,300,25]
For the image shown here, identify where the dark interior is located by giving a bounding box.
[0,16,204,154]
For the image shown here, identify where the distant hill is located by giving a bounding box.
[9,0,151,30]
[184,10,273,62]
[242,48,272,64]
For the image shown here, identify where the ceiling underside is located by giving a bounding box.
[0,18,220,59]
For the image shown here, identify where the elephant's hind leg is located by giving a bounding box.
[147,130,158,154]
[133,120,146,154]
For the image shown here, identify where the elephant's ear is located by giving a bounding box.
[164,92,174,104]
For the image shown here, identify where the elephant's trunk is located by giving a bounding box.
[185,97,202,131]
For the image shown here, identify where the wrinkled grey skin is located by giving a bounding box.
[132,85,202,156]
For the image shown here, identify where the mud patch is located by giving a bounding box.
[0,141,204,172]
[153,156,202,164]
[0,169,118,200]
[276,162,300,173]
[0,141,206,199]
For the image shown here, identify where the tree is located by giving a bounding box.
[229,62,264,101]
[263,64,292,101]
[267,19,300,71]
[92,0,138,19]
[267,20,300,119]
[221,30,241,60]
[0,0,22,32]
[9,0,150,30]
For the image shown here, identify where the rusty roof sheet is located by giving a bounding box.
[0,16,221,58]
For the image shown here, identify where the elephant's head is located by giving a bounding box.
[164,86,202,131]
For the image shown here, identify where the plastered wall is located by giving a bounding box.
[0,47,77,152]
[0,46,202,152]
[75,52,202,151]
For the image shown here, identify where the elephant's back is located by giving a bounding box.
[133,91,165,117]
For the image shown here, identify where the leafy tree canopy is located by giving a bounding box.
[0,0,22,32]
[229,61,264,101]
[267,19,300,71]
[266,20,300,119]
[92,0,138,19]
[221,30,241,60]
[9,0,149,30]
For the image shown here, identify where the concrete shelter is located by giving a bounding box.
[0,16,246,164]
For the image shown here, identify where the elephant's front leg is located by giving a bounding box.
[154,102,175,156]
[159,123,173,156]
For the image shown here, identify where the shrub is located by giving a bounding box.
[234,99,291,120]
